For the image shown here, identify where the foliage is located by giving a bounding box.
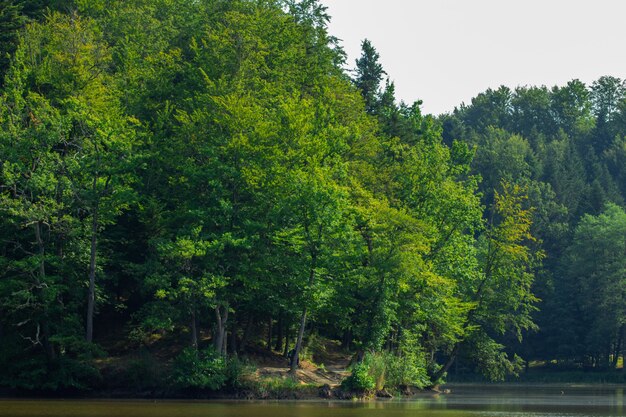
[341,362,375,393]
[171,347,254,391]
[1,0,624,393]
[0,334,101,391]
[123,351,166,391]
[250,376,318,399]
[362,349,430,390]
[443,72,626,374]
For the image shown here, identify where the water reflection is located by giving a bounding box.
[1,385,625,417]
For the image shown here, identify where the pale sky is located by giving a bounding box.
[321,0,626,115]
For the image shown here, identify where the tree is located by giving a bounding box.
[456,86,512,133]
[354,39,386,115]
[434,182,541,381]
[561,204,626,368]
[550,79,593,136]
[18,13,137,343]
[510,85,556,139]
[590,76,626,152]
[0,13,112,389]
[0,0,25,84]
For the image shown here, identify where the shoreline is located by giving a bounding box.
[0,385,445,401]
[3,382,626,402]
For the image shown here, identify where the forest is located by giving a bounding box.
[0,0,625,394]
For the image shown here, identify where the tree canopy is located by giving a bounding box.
[0,0,624,394]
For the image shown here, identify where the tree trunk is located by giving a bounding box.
[622,325,626,372]
[290,251,317,373]
[290,306,307,373]
[432,343,460,383]
[274,310,284,352]
[341,330,352,350]
[41,320,56,361]
[240,312,253,353]
[86,175,99,344]
[34,222,56,361]
[611,331,622,369]
[266,315,273,350]
[214,304,229,355]
[283,327,291,358]
[229,318,237,355]
[190,310,198,349]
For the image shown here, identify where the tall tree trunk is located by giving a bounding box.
[432,343,460,383]
[611,331,622,369]
[214,303,229,355]
[229,318,237,355]
[190,309,198,349]
[34,221,55,360]
[266,315,273,350]
[341,330,352,350]
[86,174,99,343]
[240,312,253,353]
[283,327,291,358]
[275,310,284,352]
[290,252,317,373]
[622,325,626,372]
[290,306,307,373]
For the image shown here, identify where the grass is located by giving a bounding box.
[254,376,318,398]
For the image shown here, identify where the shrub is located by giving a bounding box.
[172,347,254,391]
[0,334,101,391]
[223,355,255,391]
[172,347,227,390]
[354,350,430,392]
[124,350,165,390]
[363,353,387,390]
[341,362,375,392]
[385,350,429,389]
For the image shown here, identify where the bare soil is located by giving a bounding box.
[244,340,351,386]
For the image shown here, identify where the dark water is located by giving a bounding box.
[2,385,626,417]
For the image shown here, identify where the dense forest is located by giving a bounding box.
[0,0,625,394]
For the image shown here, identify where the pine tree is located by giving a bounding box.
[354,39,385,114]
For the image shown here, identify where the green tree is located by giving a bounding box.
[550,79,593,136]
[562,204,626,368]
[354,39,385,115]
[0,0,25,83]
[590,76,626,152]
[434,182,541,381]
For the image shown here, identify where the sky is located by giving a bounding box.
[321,0,626,115]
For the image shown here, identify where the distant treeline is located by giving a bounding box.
[0,0,624,392]
[442,77,626,373]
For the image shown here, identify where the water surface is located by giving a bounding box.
[2,385,625,417]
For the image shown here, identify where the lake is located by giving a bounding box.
[2,385,626,417]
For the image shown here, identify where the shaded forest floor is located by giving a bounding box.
[250,341,352,387]
[92,326,355,397]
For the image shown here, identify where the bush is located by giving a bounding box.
[360,351,430,391]
[124,350,165,390]
[0,334,101,391]
[223,355,255,391]
[172,347,254,391]
[341,362,375,393]
[386,351,430,389]
[363,353,387,390]
[172,347,227,390]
